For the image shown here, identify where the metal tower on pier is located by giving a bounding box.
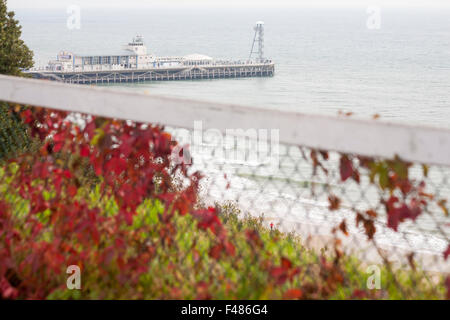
[249,21,265,62]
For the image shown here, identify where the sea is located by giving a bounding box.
[14,6,450,127]
[13,6,450,269]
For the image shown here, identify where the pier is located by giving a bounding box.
[28,61,275,84]
[27,22,274,85]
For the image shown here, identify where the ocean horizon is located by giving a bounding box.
[14,7,450,128]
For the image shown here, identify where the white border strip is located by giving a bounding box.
[1,75,450,166]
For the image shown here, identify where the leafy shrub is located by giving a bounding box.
[0,103,33,161]
[0,1,34,161]
[0,106,448,299]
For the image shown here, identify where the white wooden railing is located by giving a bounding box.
[1,74,449,166]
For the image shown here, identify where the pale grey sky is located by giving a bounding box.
[8,0,450,9]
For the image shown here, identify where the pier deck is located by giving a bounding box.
[28,62,275,84]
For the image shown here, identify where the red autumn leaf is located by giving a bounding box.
[356,213,376,240]
[385,196,403,231]
[366,210,377,218]
[290,267,301,279]
[444,244,450,261]
[245,230,263,248]
[310,150,328,176]
[408,198,422,221]
[106,157,128,175]
[269,257,298,285]
[67,185,77,197]
[385,196,422,231]
[83,120,96,138]
[90,154,104,176]
[53,132,66,143]
[364,220,376,240]
[351,289,367,299]
[269,267,288,285]
[0,277,19,300]
[209,244,223,260]
[224,241,236,257]
[80,145,90,157]
[281,257,292,270]
[195,281,211,300]
[339,220,349,236]
[21,109,32,123]
[101,247,115,265]
[118,133,134,154]
[339,155,353,182]
[284,289,303,300]
[319,150,329,160]
[121,210,134,226]
[328,195,341,211]
[192,208,223,235]
[63,169,72,179]
[53,142,64,153]
[394,178,412,195]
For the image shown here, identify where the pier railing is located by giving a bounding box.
[29,59,274,74]
[1,74,449,299]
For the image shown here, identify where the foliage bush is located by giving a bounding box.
[0,0,34,76]
[0,103,34,161]
[0,1,35,161]
[0,107,448,300]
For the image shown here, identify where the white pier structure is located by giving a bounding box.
[27,23,274,84]
[249,21,265,62]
